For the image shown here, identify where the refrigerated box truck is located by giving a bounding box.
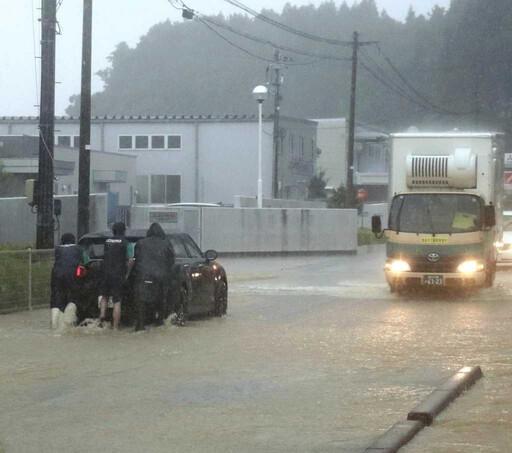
[372,132,504,292]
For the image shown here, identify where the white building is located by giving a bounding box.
[0,115,318,205]
[312,118,389,202]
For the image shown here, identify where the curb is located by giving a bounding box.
[407,366,483,426]
[364,420,423,452]
[364,366,483,452]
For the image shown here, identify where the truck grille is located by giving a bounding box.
[407,256,460,273]
[408,155,450,186]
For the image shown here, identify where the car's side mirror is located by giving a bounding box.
[484,205,496,228]
[371,215,382,234]
[205,249,218,261]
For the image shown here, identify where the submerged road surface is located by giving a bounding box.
[1,246,511,452]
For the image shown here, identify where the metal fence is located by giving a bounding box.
[0,249,54,314]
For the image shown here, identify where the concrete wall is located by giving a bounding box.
[131,205,357,254]
[201,208,357,253]
[359,203,388,229]
[0,194,107,245]
[235,196,327,208]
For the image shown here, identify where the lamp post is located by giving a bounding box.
[252,85,268,208]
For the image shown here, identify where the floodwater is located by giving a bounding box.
[0,247,511,452]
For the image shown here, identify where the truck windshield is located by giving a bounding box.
[389,194,483,234]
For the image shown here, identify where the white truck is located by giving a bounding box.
[372,132,504,292]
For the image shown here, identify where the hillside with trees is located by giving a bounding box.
[66,0,512,134]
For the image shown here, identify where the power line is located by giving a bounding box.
[360,60,434,112]
[200,16,351,63]
[223,0,378,47]
[195,16,284,64]
[171,1,347,66]
[376,47,477,116]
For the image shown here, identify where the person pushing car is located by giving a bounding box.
[99,221,134,329]
[133,222,175,331]
[51,232,90,329]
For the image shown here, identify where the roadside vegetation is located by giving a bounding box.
[0,247,53,313]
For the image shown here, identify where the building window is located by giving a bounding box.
[289,134,294,155]
[165,175,181,203]
[136,175,149,203]
[357,142,388,173]
[300,137,305,157]
[152,135,165,149]
[167,135,181,149]
[73,136,80,148]
[57,136,71,147]
[119,135,133,149]
[135,135,149,149]
[136,174,181,204]
[310,139,315,159]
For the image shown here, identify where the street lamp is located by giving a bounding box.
[252,85,268,208]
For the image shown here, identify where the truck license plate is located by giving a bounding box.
[423,275,443,286]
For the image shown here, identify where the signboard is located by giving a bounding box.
[149,211,178,224]
[505,172,512,189]
[356,188,369,202]
[505,153,512,168]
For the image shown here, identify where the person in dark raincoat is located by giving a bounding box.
[51,232,90,329]
[98,222,134,329]
[133,223,175,331]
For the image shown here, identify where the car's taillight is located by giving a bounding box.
[76,266,85,277]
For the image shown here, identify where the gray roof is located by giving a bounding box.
[0,114,316,126]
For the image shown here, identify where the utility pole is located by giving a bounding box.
[272,49,282,199]
[77,0,93,239]
[36,0,57,249]
[346,31,359,209]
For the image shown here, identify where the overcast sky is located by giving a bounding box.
[1,0,450,116]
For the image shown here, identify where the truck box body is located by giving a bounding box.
[383,132,504,291]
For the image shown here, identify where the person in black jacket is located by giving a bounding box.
[133,223,175,331]
[99,222,134,329]
[51,232,90,329]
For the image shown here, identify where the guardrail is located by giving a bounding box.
[0,249,54,314]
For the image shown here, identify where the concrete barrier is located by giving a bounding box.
[201,207,357,254]
[365,366,483,452]
[407,366,483,426]
[364,420,424,452]
[234,196,327,209]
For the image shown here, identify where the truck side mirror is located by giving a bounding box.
[484,205,496,227]
[371,215,382,234]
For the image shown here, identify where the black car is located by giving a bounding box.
[76,230,228,326]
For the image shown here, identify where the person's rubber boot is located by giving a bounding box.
[51,308,61,329]
[63,303,77,327]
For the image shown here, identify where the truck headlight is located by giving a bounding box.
[457,260,484,273]
[386,259,411,273]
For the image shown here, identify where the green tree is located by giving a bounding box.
[308,169,328,199]
[327,184,348,208]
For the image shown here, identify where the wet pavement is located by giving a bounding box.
[1,246,511,452]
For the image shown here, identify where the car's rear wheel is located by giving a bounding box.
[213,281,228,317]
[173,286,189,326]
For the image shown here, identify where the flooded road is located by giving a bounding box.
[1,246,511,452]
